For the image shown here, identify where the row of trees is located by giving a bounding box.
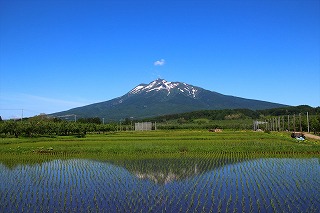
[145,106,320,123]
[1,105,319,137]
[145,109,261,123]
[0,116,117,138]
[257,105,320,116]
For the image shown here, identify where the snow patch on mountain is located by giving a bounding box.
[128,79,199,98]
[129,85,146,94]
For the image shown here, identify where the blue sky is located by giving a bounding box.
[1,0,319,119]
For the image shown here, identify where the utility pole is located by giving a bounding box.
[307,112,310,133]
[299,113,302,132]
[103,118,105,125]
[265,120,268,131]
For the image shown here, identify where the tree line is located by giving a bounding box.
[0,115,116,138]
[1,105,319,137]
[144,108,261,123]
[144,106,320,123]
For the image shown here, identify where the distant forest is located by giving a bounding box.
[143,105,320,123]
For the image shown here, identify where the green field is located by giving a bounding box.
[1,130,319,165]
[1,130,320,212]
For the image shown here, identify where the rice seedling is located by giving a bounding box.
[0,130,320,212]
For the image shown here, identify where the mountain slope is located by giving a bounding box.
[51,79,288,121]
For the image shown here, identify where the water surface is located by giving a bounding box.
[0,157,319,212]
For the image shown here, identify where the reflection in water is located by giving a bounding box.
[108,157,246,184]
[0,158,319,212]
[134,164,198,184]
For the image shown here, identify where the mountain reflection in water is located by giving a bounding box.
[134,164,199,184]
[107,158,246,184]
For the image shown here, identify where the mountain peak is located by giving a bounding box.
[51,79,288,120]
[129,79,199,98]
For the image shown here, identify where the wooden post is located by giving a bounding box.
[265,120,267,131]
[273,118,275,131]
[306,112,310,133]
[299,113,302,132]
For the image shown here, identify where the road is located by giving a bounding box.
[303,132,320,140]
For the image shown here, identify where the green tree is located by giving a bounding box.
[310,116,320,134]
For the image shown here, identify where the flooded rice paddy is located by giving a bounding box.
[0,157,319,212]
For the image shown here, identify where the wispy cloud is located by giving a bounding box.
[154,59,165,66]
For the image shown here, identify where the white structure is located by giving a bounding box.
[253,121,267,131]
[135,122,156,131]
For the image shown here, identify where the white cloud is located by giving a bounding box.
[154,59,165,66]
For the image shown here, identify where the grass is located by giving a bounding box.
[1,130,319,212]
[0,130,319,166]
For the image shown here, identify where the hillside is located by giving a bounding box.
[51,79,288,121]
[146,105,320,122]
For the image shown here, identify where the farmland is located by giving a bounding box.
[1,130,320,159]
[1,130,320,212]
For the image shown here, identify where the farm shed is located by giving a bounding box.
[135,122,157,131]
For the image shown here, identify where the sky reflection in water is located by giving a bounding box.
[0,158,319,212]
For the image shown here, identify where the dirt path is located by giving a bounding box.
[303,132,320,140]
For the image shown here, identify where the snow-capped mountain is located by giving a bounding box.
[129,79,198,98]
[51,79,287,120]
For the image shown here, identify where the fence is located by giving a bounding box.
[254,112,311,132]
